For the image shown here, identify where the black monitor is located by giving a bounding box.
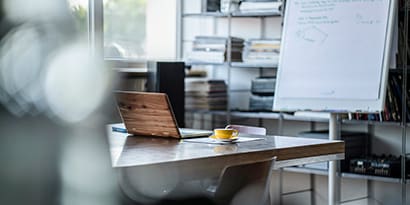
[146,61,185,127]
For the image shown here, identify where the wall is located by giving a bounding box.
[146,0,177,59]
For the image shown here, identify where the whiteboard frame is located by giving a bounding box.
[273,0,397,113]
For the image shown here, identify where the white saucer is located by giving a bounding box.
[209,135,239,142]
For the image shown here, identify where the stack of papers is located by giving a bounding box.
[243,39,281,64]
[188,36,244,64]
[239,0,282,13]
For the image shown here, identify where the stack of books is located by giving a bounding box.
[242,39,280,64]
[185,80,227,110]
[239,0,282,13]
[188,36,244,64]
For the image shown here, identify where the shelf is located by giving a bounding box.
[182,12,227,17]
[282,113,330,123]
[230,62,278,68]
[341,119,402,126]
[114,68,148,77]
[187,61,278,68]
[341,172,402,183]
[186,61,228,66]
[182,11,281,18]
[106,58,146,68]
[230,111,281,119]
[283,167,402,184]
[231,11,281,17]
[185,110,410,126]
[185,110,281,120]
[283,115,407,126]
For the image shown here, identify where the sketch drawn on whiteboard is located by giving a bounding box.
[296,26,328,44]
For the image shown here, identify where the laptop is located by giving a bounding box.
[115,91,213,138]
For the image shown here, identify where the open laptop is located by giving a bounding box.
[115,91,212,138]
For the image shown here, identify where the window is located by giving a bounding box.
[67,0,176,63]
[68,0,88,35]
[68,0,147,60]
[103,0,147,59]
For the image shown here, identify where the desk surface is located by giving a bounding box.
[108,125,345,170]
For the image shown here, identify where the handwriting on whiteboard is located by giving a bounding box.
[294,0,383,26]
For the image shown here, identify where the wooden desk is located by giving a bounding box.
[107,124,344,203]
[108,125,344,178]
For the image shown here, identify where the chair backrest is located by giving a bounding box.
[225,124,267,136]
[214,157,276,205]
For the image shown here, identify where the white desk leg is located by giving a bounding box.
[329,113,338,205]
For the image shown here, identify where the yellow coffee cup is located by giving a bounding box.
[213,128,239,139]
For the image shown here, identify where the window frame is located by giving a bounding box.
[89,0,147,68]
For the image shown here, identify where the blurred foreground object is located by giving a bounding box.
[0,1,119,205]
[0,1,218,204]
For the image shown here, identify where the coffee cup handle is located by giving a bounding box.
[233,129,239,137]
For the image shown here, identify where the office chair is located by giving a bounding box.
[225,124,267,136]
[206,157,276,205]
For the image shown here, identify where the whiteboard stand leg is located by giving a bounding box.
[329,113,339,205]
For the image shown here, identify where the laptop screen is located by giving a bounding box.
[115,91,181,138]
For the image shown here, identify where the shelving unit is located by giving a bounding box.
[179,0,283,124]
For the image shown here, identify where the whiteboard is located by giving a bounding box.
[274,0,396,112]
